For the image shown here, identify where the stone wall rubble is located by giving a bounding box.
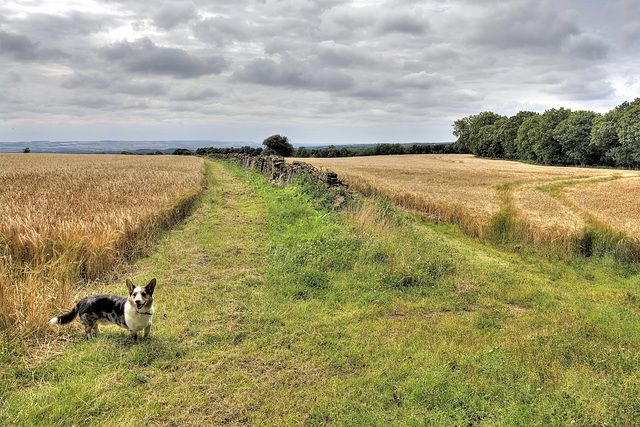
[210,153,348,190]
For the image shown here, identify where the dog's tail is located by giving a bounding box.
[49,303,80,325]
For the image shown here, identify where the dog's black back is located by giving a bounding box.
[54,294,128,328]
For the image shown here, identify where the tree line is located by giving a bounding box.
[291,142,458,157]
[123,134,460,158]
[452,98,640,168]
[193,141,458,158]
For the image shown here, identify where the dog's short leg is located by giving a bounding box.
[143,324,152,339]
[85,325,95,340]
[129,330,138,341]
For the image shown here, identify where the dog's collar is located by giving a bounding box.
[138,311,153,316]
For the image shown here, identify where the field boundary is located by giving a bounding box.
[209,153,349,189]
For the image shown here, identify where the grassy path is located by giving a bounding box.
[1,160,270,425]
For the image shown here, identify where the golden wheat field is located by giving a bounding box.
[0,154,204,348]
[565,176,640,238]
[1,154,204,242]
[290,154,640,241]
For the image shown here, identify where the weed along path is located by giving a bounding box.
[3,159,640,425]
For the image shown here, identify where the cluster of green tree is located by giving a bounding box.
[293,142,458,158]
[121,150,172,155]
[452,98,640,168]
[260,134,459,157]
[195,134,459,158]
[125,134,459,158]
[193,146,264,156]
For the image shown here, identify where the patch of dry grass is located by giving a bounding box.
[0,154,205,353]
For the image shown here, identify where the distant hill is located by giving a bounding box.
[0,140,261,154]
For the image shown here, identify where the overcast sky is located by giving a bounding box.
[1,0,639,145]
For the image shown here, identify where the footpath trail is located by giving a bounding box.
[2,160,272,425]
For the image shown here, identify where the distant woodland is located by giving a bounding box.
[193,141,458,158]
[451,98,640,168]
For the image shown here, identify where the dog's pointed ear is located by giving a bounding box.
[147,278,156,295]
[126,279,135,295]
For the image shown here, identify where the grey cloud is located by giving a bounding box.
[346,71,453,101]
[348,85,398,100]
[548,68,616,101]
[377,13,429,35]
[0,31,69,61]
[390,72,454,89]
[65,95,150,113]
[62,72,112,90]
[263,38,296,56]
[193,16,250,47]
[604,0,640,18]
[8,71,23,83]
[316,41,380,68]
[62,72,167,96]
[563,34,610,61]
[101,38,228,79]
[319,5,430,42]
[71,97,116,110]
[171,88,221,101]
[319,5,375,41]
[22,11,110,37]
[467,2,580,51]
[604,0,640,47]
[113,81,167,97]
[552,79,615,101]
[422,44,460,63]
[233,57,354,92]
[621,22,640,48]
[152,2,197,30]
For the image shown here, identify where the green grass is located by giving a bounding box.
[2,159,640,425]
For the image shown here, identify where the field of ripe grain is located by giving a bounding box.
[0,154,204,350]
[1,154,203,243]
[290,154,640,243]
[565,176,640,237]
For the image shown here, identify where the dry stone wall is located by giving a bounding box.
[210,153,348,189]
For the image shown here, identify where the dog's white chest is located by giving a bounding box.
[124,302,153,332]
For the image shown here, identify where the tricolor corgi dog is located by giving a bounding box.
[49,278,156,340]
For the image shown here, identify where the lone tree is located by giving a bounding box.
[262,134,294,157]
